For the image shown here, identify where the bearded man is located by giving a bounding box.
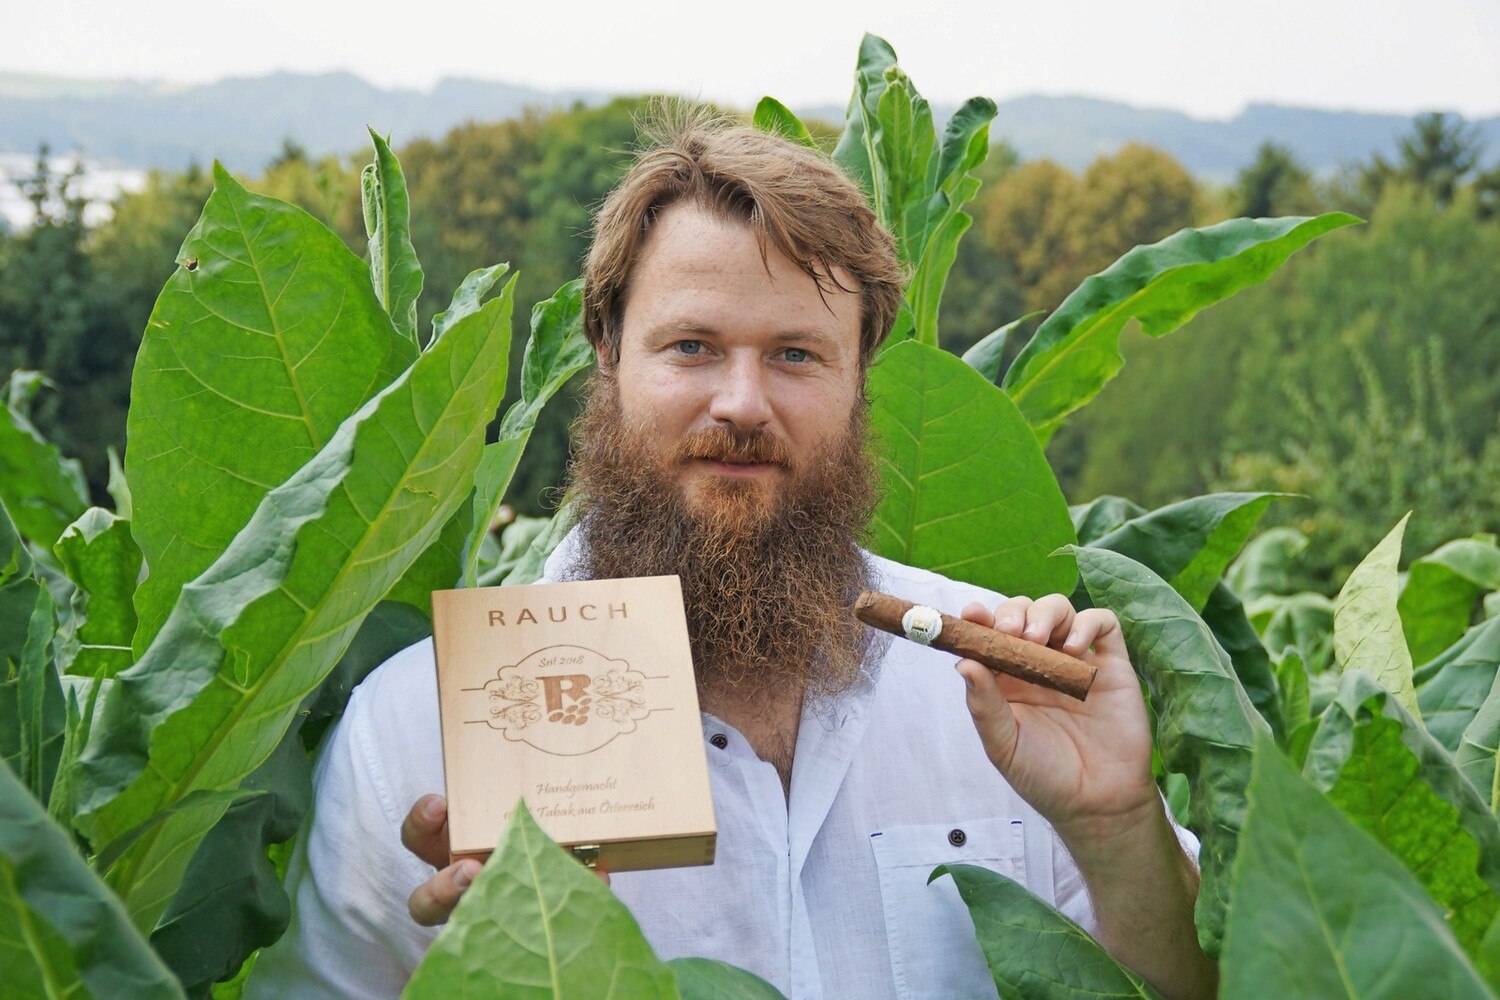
[248,105,1217,1000]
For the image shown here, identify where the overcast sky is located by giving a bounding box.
[12,0,1500,119]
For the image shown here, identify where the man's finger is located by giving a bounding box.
[992,596,1033,634]
[960,601,995,628]
[1076,608,1127,662]
[408,859,480,926]
[1021,593,1074,645]
[401,794,451,870]
[957,658,1019,772]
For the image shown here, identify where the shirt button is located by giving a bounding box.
[710,733,728,750]
[948,828,967,847]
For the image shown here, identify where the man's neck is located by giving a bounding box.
[700,683,806,798]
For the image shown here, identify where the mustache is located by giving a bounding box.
[671,424,793,467]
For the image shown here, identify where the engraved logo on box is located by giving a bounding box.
[470,644,660,756]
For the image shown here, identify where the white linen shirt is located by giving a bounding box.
[248,527,1199,999]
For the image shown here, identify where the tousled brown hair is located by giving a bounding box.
[581,97,907,369]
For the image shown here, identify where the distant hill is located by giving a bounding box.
[3,70,1497,181]
[0,70,611,172]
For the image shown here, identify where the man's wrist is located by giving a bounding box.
[1054,795,1185,875]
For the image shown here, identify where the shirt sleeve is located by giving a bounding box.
[244,682,439,999]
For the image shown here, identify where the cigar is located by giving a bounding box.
[854,590,1097,701]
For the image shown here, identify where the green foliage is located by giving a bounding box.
[52,507,140,678]
[361,128,425,346]
[2,29,1494,1000]
[1002,212,1360,444]
[404,801,779,999]
[1333,513,1418,716]
[867,340,1077,598]
[1220,733,1491,999]
[929,863,1162,999]
[125,162,415,656]
[1062,183,1500,591]
[0,370,90,549]
[1303,671,1500,955]
[1070,546,1268,958]
[1400,536,1500,666]
[831,33,997,347]
[0,761,185,999]
[72,184,517,939]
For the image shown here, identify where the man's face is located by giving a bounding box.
[610,201,864,517]
[569,199,879,712]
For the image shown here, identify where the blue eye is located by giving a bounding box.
[676,340,702,355]
[783,348,810,363]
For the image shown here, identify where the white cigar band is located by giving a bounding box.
[900,605,944,645]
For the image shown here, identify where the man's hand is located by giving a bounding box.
[956,595,1218,1000]
[401,794,611,927]
[955,594,1157,840]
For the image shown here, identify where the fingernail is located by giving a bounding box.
[454,861,478,888]
[1065,631,1082,650]
[423,797,444,821]
[1024,624,1044,640]
[956,663,974,691]
[998,617,1018,631]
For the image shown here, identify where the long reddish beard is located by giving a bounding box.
[561,370,881,718]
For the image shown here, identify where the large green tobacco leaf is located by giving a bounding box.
[0,370,90,549]
[1070,495,1147,544]
[1070,546,1268,959]
[1303,671,1500,955]
[1458,674,1500,814]
[74,278,514,934]
[670,958,785,999]
[403,800,678,999]
[1401,536,1500,667]
[1200,581,1285,741]
[928,864,1162,999]
[751,97,817,149]
[127,161,415,657]
[496,504,577,587]
[150,601,430,993]
[961,311,1045,383]
[430,262,510,345]
[1418,618,1500,751]
[1220,732,1491,999]
[1226,526,1309,604]
[0,762,185,999]
[361,128,424,347]
[1071,493,1286,736]
[868,340,1076,598]
[458,278,592,587]
[1085,492,1288,613]
[1252,591,1336,674]
[384,263,516,611]
[1335,512,1419,717]
[1002,213,1362,444]
[53,507,141,678]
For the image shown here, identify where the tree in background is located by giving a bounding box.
[1056,178,1500,590]
[975,143,1198,315]
[1359,111,1486,209]
[0,148,136,497]
[1234,141,1319,218]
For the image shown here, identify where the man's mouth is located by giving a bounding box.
[695,457,778,476]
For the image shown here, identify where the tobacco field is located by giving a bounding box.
[4,32,1500,999]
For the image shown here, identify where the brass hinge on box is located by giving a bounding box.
[572,844,601,868]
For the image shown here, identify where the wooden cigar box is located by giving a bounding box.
[431,575,717,872]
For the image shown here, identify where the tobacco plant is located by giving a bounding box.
[4,31,1498,1000]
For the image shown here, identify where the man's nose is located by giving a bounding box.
[707,353,774,431]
